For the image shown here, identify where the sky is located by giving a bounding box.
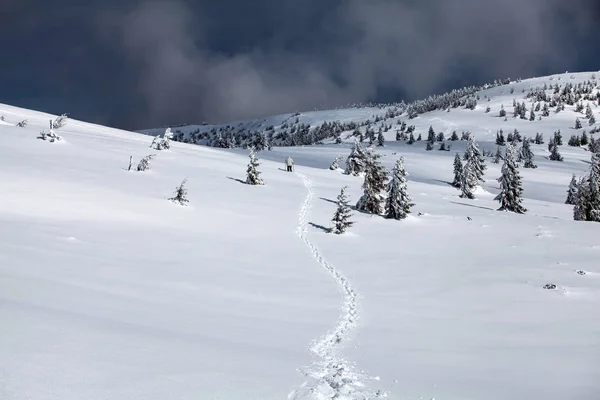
[1,0,599,130]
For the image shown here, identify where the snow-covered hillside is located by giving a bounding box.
[2,71,600,400]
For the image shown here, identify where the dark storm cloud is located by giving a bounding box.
[1,0,598,129]
[99,0,598,128]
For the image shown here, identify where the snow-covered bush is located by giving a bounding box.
[52,114,68,129]
[136,154,156,171]
[151,128,173,150]
[38,129,62,142]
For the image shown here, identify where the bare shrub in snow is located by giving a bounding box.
[169,179,189,206]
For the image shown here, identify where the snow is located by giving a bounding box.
[2,71,600,400]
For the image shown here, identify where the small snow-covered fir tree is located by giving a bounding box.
[329,156,343,170]
[246,147,264,185]
[384,157,414,220]
[331,186,354,234]
[464,137,486,183]
[575,117,582,129]
[344,140,367,176]
[377,129,385,146]
[565,175,578,205]
[451,153,463,188]
[549,138,563,161]
[495,143,526,213]
[137,154,156,171]
[576,153,600,221]
[459,159,476,199]
[493,146,503,164]
[169,178,189,205]
[521,138,537,168]
[573,176,590,221]
[356,149,388,214]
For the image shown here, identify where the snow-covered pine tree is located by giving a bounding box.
[549,138,563,161]
[464,138,486,183]
[499,105,506,117]
[573,176,590,221]
[246,147,264,185]
[356,149,388,214]
[459,159,476,199]
[377,129,385,146]
[329,156,343,170]
[586,153,600,221]
[425,141,434,151]
[495,143,526,213]
[565,175,578,205]
[427,126,436,142]
[575,117,582,129]
[496,131,505,145]
[493,146,503,164]
[407,132,416,144]
[384,157,414,220]
[521,138,537,168]
[331,186,354,234]
[452,153,463,188]
[169,178,189,205]
[344,140,367,176]
[136,154,156,171]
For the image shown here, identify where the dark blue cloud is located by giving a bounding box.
[1,0,598,130]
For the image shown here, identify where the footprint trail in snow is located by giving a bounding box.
[288,172,386,400]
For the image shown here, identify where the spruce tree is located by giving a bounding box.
[464,138,486,183]
[407,132,416,145]
[521,138,537,168]
[331,186,354,234]
[377,129,385,146]
[549,138,563,161]
[169,179,189,205]
[493,146,503,164]
[427,126,436,142]
[575,118,582,129]
[587,153,600,221]
[565,175,578,205]
[459,159,476,199]
[452,153,463,188]
[246,147,264,185]
[356,149,388,214]
[344,140,367,176]
[573,176,590,221]
[384,157,414,220]
[496,131,505,145]
[499,105,506,117]
[495,144,526,213]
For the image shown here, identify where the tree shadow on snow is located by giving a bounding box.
[226,176,246,184]
[309,222,330,232]
[449,201,495,211]
[432,179,455,187]
[319,197,337,205]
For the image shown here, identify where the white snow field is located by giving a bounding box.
[2,71,600,400]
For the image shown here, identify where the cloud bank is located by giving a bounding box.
[100,0,597,127]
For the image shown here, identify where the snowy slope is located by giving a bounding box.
[2,70,600,400]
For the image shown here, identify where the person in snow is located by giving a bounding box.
[285,156,294,172]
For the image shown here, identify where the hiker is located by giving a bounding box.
[285,156,294,172]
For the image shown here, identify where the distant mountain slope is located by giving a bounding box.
[140,71,599,152]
